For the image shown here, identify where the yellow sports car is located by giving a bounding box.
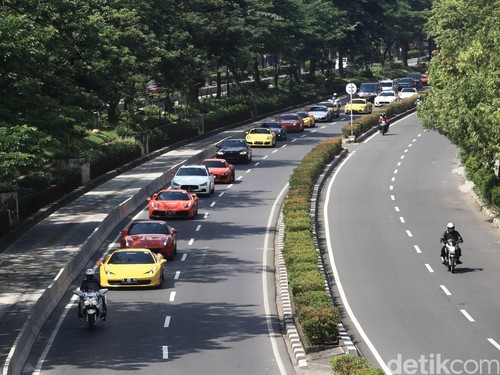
[297,111,316,128]
[99,248,166,288]
[344,98,373,115]
[245,127,276,147]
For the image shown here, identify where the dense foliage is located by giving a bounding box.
[0,0,431,190]
[419,0,500,208]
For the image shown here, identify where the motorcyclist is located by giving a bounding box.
[378,113,390,134]
[78,269,107,320]
[440,222,463,264]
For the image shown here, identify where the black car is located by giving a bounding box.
[356,82,381,103]
[261,121,287,140]
[405,72,423,88]
[216,138,252,164]
[396,77,416,91]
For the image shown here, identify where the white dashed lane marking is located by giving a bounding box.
[488,338,500,351]
[413,245,421,254]
[460,309,475,322]
[164,316,171,328]
[425,264,434,273]
[440,285,452,296]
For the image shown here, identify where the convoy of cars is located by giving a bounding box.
[106,71,427,288]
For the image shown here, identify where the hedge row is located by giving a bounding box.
[282,137,343,347]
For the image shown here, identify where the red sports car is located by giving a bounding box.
[200,158,235,183]
[147,189,199,219]
[274,113,304,133]
[120,220,178,260]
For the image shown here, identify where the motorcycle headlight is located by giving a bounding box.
[84,300,90,306]
[92,299,98,306]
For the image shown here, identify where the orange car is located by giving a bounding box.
[147,189,199,219]
[200,158,235,183]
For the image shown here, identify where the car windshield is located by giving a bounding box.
[128,222,169,235]
[221,139,246,148]
[309,106,327,112]
[380,82,393,88]
[108,251,156,264]
[177,167,207,176]
[359,83,377,91]
[401,88,416,93]
[351,99,366,104]
[250,128,270,134]
[156,191,189,201]
[379,92,395,97]
[262,122,281,129]
[202,160,226,168]
[407,73,420,78]
[297,112,309,118]
[318,102,334,108]
[278,114,298,120]
[399,78,413,83]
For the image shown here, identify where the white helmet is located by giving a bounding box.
[447,222,455,230]
[86,269,95,276]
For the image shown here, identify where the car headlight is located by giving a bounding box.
[266,136,271,140]
[151,202,158,209]
[183,202,192,209]
[171,180,180,188]
[216,151,224,156]
[200,182,207,186]
[144,267,156,275]
[240,151,247,155]
[163,238,168,246]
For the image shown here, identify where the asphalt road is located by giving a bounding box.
[322,113,500,374]
[4,105,356,375]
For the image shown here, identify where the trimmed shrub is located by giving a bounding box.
[330,354,385,374]
[17,172,54,189]
[289,269,325,295]
[299,306,340,346]
[294,290,332,311]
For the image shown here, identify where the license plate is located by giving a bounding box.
[122,278,137,284]
[167,211,174,215]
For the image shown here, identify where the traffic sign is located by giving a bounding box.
[346,83,357,95]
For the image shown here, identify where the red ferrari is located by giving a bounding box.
[274,113,304,133]
[200,158,235,183]
[120,220,178,260]
[147,189,199,219]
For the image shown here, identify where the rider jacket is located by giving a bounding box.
[441,230,463,244]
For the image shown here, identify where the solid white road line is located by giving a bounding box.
[324,151,393,375]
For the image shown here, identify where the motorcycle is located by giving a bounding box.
[73,288,108,330]
[441,238,461,273]
[378,119,389,135]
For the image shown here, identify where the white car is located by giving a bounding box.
[308,105,332,122]
[399,88,418,99]
[379,79,396,92]
[374,91,400,106]
[170,165,215,196]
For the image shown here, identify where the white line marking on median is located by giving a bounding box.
[162,346,169,359]
[460,309,475,322]
[263,155,269,159]
[164,316,171,328]
[169,292,176,302]
[440,285,452,296]
[406,230,413,237]
[413,245,421,253]
[425,264,434,273]
[488,338,500,351]
[203,212,209,219]
[174,271,180,280]
[188,238,194,245]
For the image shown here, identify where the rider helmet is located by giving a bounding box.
[447,222,455,231]
[85,268,95,280]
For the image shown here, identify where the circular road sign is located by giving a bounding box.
[346,83,357,95]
